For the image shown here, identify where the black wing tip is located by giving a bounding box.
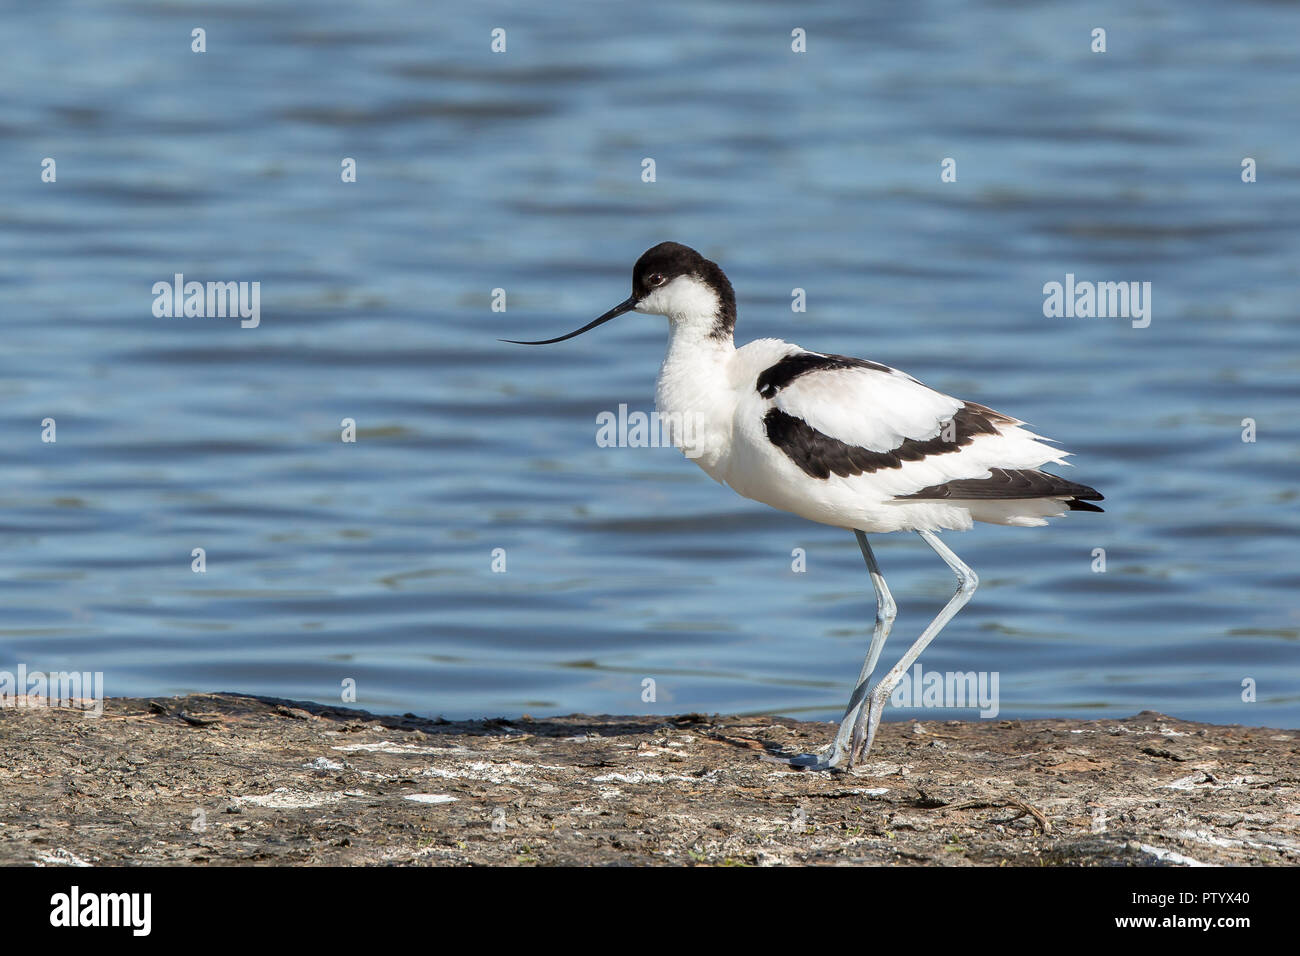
[1067,497,1105,513]
[1063,480,1105,513]
[899,469,1105,504]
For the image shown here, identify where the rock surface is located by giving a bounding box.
[2,694,1296,866]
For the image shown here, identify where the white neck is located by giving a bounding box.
[654,313,736,472]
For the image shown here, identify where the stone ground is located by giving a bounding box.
[1,693,1296,866]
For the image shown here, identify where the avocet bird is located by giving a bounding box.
[506,242,1102,770]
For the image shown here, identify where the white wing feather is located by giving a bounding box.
[751,351,1070,500]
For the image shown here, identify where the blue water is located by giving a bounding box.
[2,1,1297,730]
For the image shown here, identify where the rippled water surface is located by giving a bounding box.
[2,1,1297,729]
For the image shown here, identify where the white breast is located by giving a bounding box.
[655,336,797,480]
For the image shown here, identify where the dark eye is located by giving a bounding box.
[648,273,665,286]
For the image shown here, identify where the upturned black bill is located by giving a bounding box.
[502,295,638,345]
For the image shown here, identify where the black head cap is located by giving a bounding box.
[632,242,736,339]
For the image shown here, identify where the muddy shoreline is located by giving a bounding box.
[2,694,1295,866]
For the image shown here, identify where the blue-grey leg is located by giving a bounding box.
[786,530,896,769]
[824,531,896,764]
[845,529,978,768]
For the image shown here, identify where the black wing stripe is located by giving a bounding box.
[756,352,894,399]
[899,468,1104,502]
[763,406,1006,480]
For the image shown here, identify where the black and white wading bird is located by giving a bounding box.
[506,242,1103,770]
